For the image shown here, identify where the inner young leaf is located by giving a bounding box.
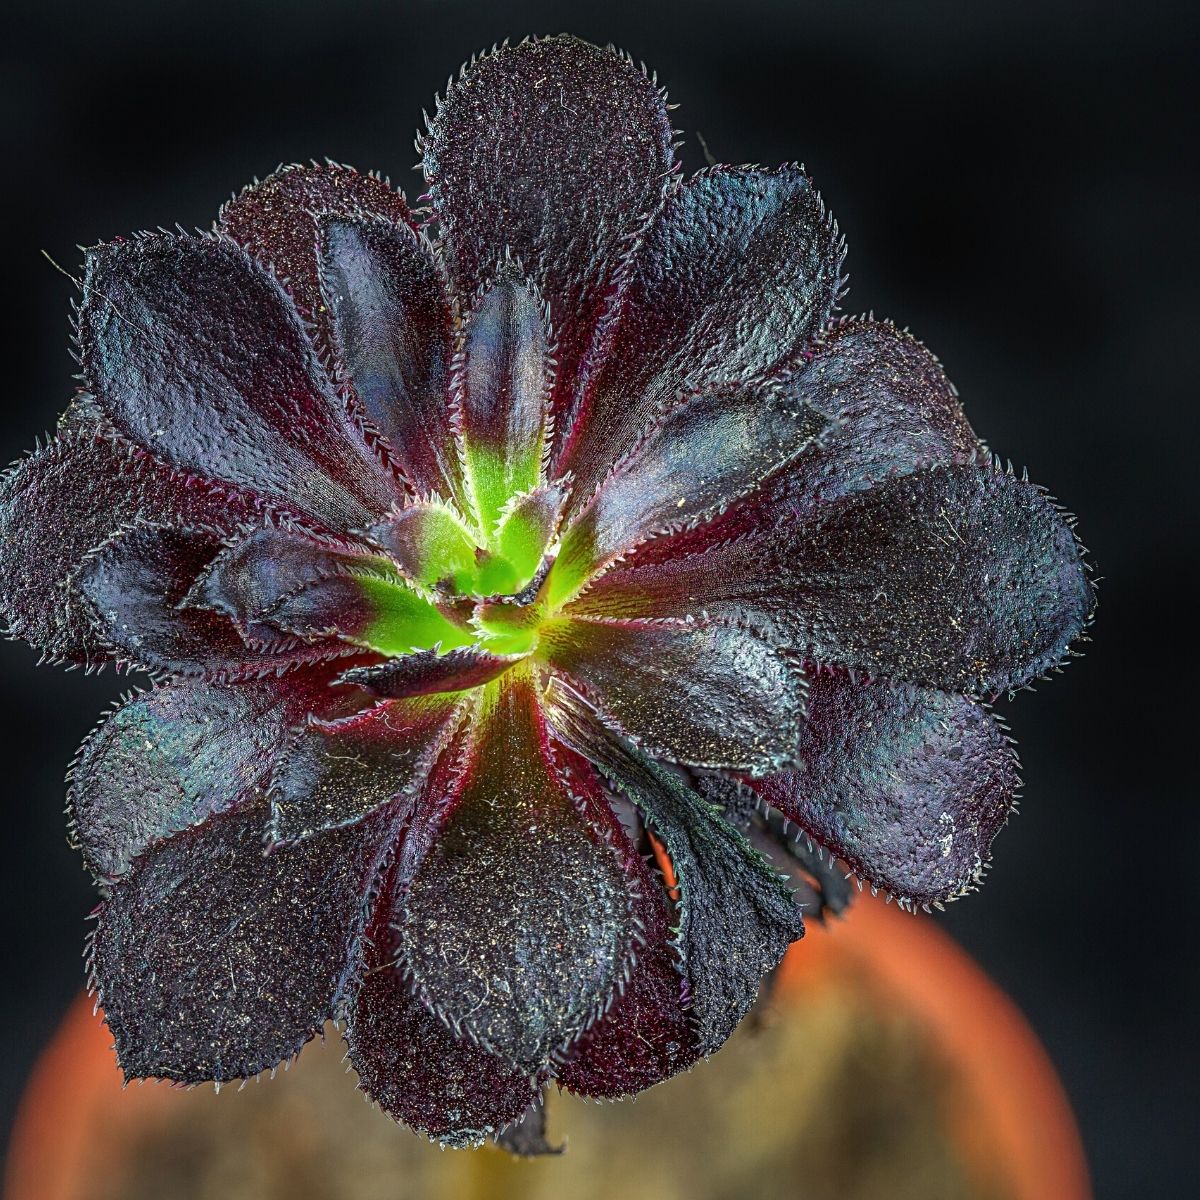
[354,575,475,657]
[494,483,565,587]
[457,279,550,535]
[369,504,480,593]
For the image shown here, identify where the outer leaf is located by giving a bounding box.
[557,165,843,500]
[393,676,635,1069]
[779,465,1094,693]
[423,35,675,459]
[557,825,700,1099]
[347,857,539,1147]
[320,217,462,500]
[573,465,1093,696]
[92,800,402,1084]
[746,673,1019,905]
[574,315,985,601]
[538,616,803,775]
[69,663,362,879]
[544,681,804,1056]
[79,234,400,531]
[778,317,984,516]
[0,427,259,663]
[76,525,355,679]
[693,772,855,920]
[219,161,416,337]
[268,696,465,842]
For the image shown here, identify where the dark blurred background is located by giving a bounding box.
[1,1,1195,1195]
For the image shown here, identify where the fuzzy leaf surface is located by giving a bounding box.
[558,165,842,498]
[71,664,362,879]
[392,677,635,1069]
[544,684,804,1056]
[347,853,539,1147]
[0,428,258,662]
[539,616,803,774]
[220,161,416,337]
[269,696,465,842]
[79,234,400,531]
[575,465,1093,695]
[93,801,402,1084]
[455,277,552,531]
[550,385,824,603]
[424,35,675,460]
[77,525,355,678]
[747,673,1019,904]
[321,217,462,500]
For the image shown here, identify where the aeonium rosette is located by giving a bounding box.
[0,36,1093,1148]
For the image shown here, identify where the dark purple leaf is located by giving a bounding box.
[557,825,699,1099]
[391,677,635,1069]
[746,672,1019,905]
[220,161,416,342]
[187,525,395,628]
[538,616,803,774]
[347,857,539,1146]
[423,35,675,462]
[79,234,401,531]
[573,465,1093,695]
[69,663,362,880]
[557,166,843,500]
[453,276,552,528]
[780,316,984,515]
[574,314,985,593]
[320,217,463,501]
[77,524,356,679]
[92,800,402,1084]
[338,647,522,699]
[258,565,470,656]
[0,427,259,663]
[268,696,466,842]
[782,466,1096,694]
[544,683,804,1055]
[549,384,824,603]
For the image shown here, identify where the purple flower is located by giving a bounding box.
[0,36,1092,1146]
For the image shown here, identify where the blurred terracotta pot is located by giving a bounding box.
[4,895,1089,1200]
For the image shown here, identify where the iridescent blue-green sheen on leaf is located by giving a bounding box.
[556,165,844,500]
[70,665,361,878]
[549,384,825,605]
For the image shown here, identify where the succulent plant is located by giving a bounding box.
[0,35,1093,1148]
